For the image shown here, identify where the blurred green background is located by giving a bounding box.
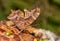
[0,0,60,35]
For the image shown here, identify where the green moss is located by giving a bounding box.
[53,0,60,4]
[47,16,60,26]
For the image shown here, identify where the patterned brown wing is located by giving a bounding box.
[24,9,32,19]
[24,8,40,26]
[7,10,17,20]
[7,9,24,20]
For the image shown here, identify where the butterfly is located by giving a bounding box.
[7,8,40,30]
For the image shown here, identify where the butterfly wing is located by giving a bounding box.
[7,10,24,20]
[24,8,40,26]
[24,9,32,19]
